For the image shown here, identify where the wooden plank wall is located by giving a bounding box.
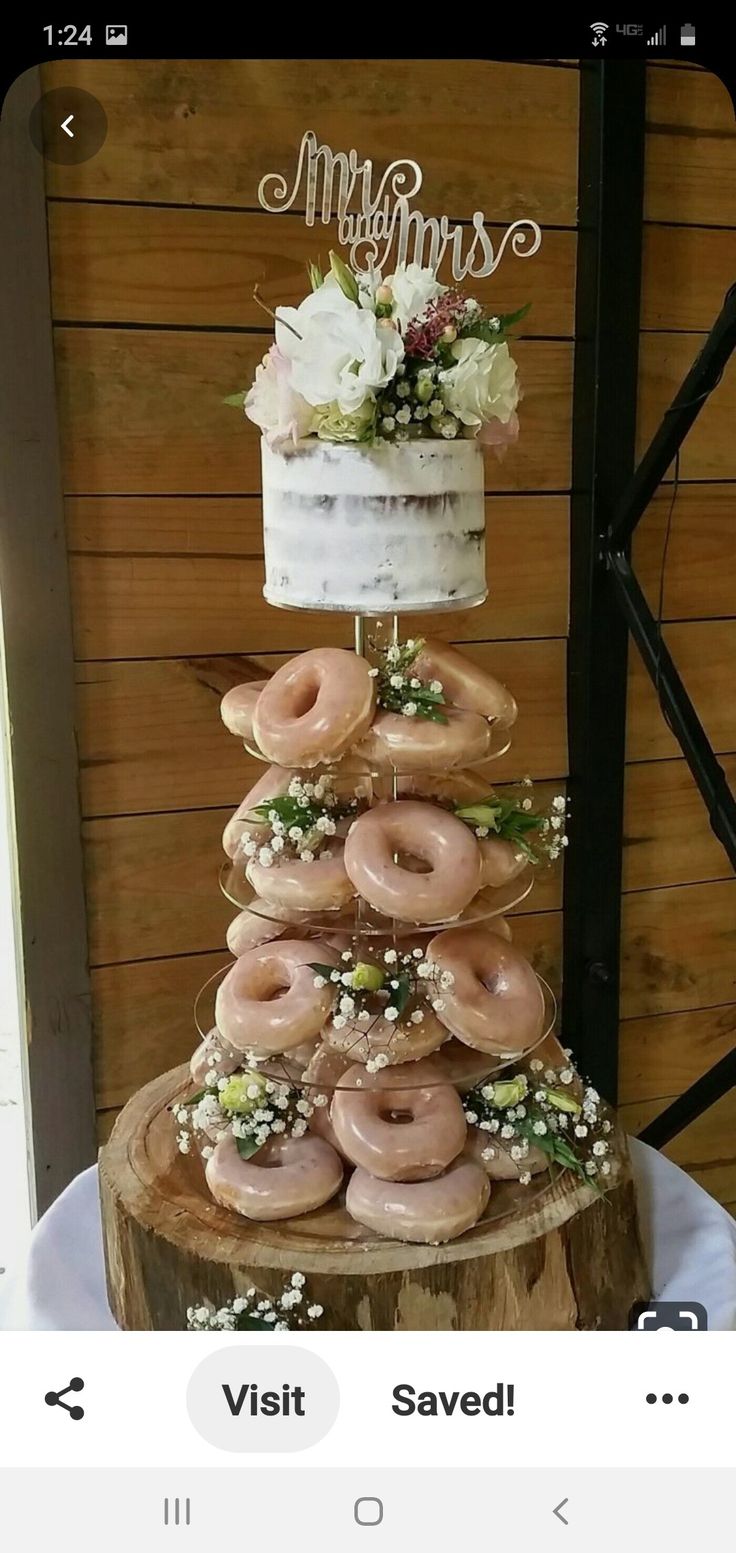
[619,64,736,1206]
[39,59,736,1202]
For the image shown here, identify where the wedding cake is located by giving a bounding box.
[261,436,486,612]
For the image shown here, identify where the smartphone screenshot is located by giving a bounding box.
[1,21,735,1549]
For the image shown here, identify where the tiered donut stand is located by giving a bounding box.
[100,615,649,1330]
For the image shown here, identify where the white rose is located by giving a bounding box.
[276,276,403,414]
[244,344,316,447]
[439,338,520,432]
[384,261,445,330]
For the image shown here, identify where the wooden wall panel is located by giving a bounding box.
[620,1090,736,1203]
[644,65,736,225]
[48,205,576,335]
[40,59,580,220]
[620,58,736,1205]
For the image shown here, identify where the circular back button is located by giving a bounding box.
[29,88,107,165]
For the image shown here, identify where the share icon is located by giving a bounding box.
[44,1377,85,1420]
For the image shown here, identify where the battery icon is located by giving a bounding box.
[681,23,696,45]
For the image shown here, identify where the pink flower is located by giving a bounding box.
[477,409,520,460]
[244,344,315,447]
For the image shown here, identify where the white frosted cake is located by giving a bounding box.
[261,437,486,613]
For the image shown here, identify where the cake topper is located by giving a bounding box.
[258,130,542,281]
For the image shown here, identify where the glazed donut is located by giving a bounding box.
[301,1043,352,1155]
[346,1158,490,1244]
[477,836,528,889]
[215,939,338,1054]
[413,639,518,728]
[427,925,545,1055]
[344,800,481,923]
[355,706,491,774]
[253,648,376,767]
[222,766,293,859]
[220,680,268,741]
[247,840,355,913]
[206,1131,343,1221]
[226,909,293,957]
[189,1026,241,1087]
[331,1059,466,1181]
[433,1039,497,1094]
[464,1126,548,1180]
[323,1005,448,1066]
[397,768,490,805]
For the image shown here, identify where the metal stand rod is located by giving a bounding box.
[639,1048,736,1151]
[601,283,736,1143]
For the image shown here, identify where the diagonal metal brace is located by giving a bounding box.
[602,283,736,1148]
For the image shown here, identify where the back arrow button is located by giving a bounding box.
[553,1499,569,1526]
[61,114,74,138]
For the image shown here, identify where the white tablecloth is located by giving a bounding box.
[3,1139,736,1330]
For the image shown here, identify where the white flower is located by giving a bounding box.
[383,262,445,330]
[276,276,404,414]
[395,406,412,425]
[439,338,519,434]
[384,1006,399,1022]
[245,344,316,447]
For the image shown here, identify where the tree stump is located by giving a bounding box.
[99,1065,650,1331]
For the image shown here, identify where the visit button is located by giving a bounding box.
[186,1346,339,1452]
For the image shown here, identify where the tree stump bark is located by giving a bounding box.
[99,1064,650,1331]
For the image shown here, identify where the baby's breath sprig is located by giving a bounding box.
[241,773,362,868]
[454,783,569,864]
[186,1273,324,1332]
[463,1061,612,1190]
[310,943,454,1073]
[174,1066,325,1160]
[369,635,447,724]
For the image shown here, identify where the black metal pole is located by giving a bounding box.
[640,1048,736,1151]
[608,284,736,551]
[561,60,646,1101]
[608,552,736,870]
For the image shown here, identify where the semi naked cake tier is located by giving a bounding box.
[261,437,486,613]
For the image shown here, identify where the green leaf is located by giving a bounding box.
[392,973,412,1019]
[307,260,323,292]
[223,392,246,408]
[235,1314,278,1332]
[186,1088,208,1106]
[498,301,531,331]
[329,250,359,303]
[309,962,340,984]
[235,1134,263,1161]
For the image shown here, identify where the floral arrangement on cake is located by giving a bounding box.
[234,254,527,452]
[463,1060,613,1189]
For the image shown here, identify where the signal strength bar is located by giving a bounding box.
[648,24,667,45]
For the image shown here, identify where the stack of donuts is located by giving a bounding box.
[185,635,555,1245]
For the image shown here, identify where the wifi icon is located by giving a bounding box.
[591,21,609,46]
